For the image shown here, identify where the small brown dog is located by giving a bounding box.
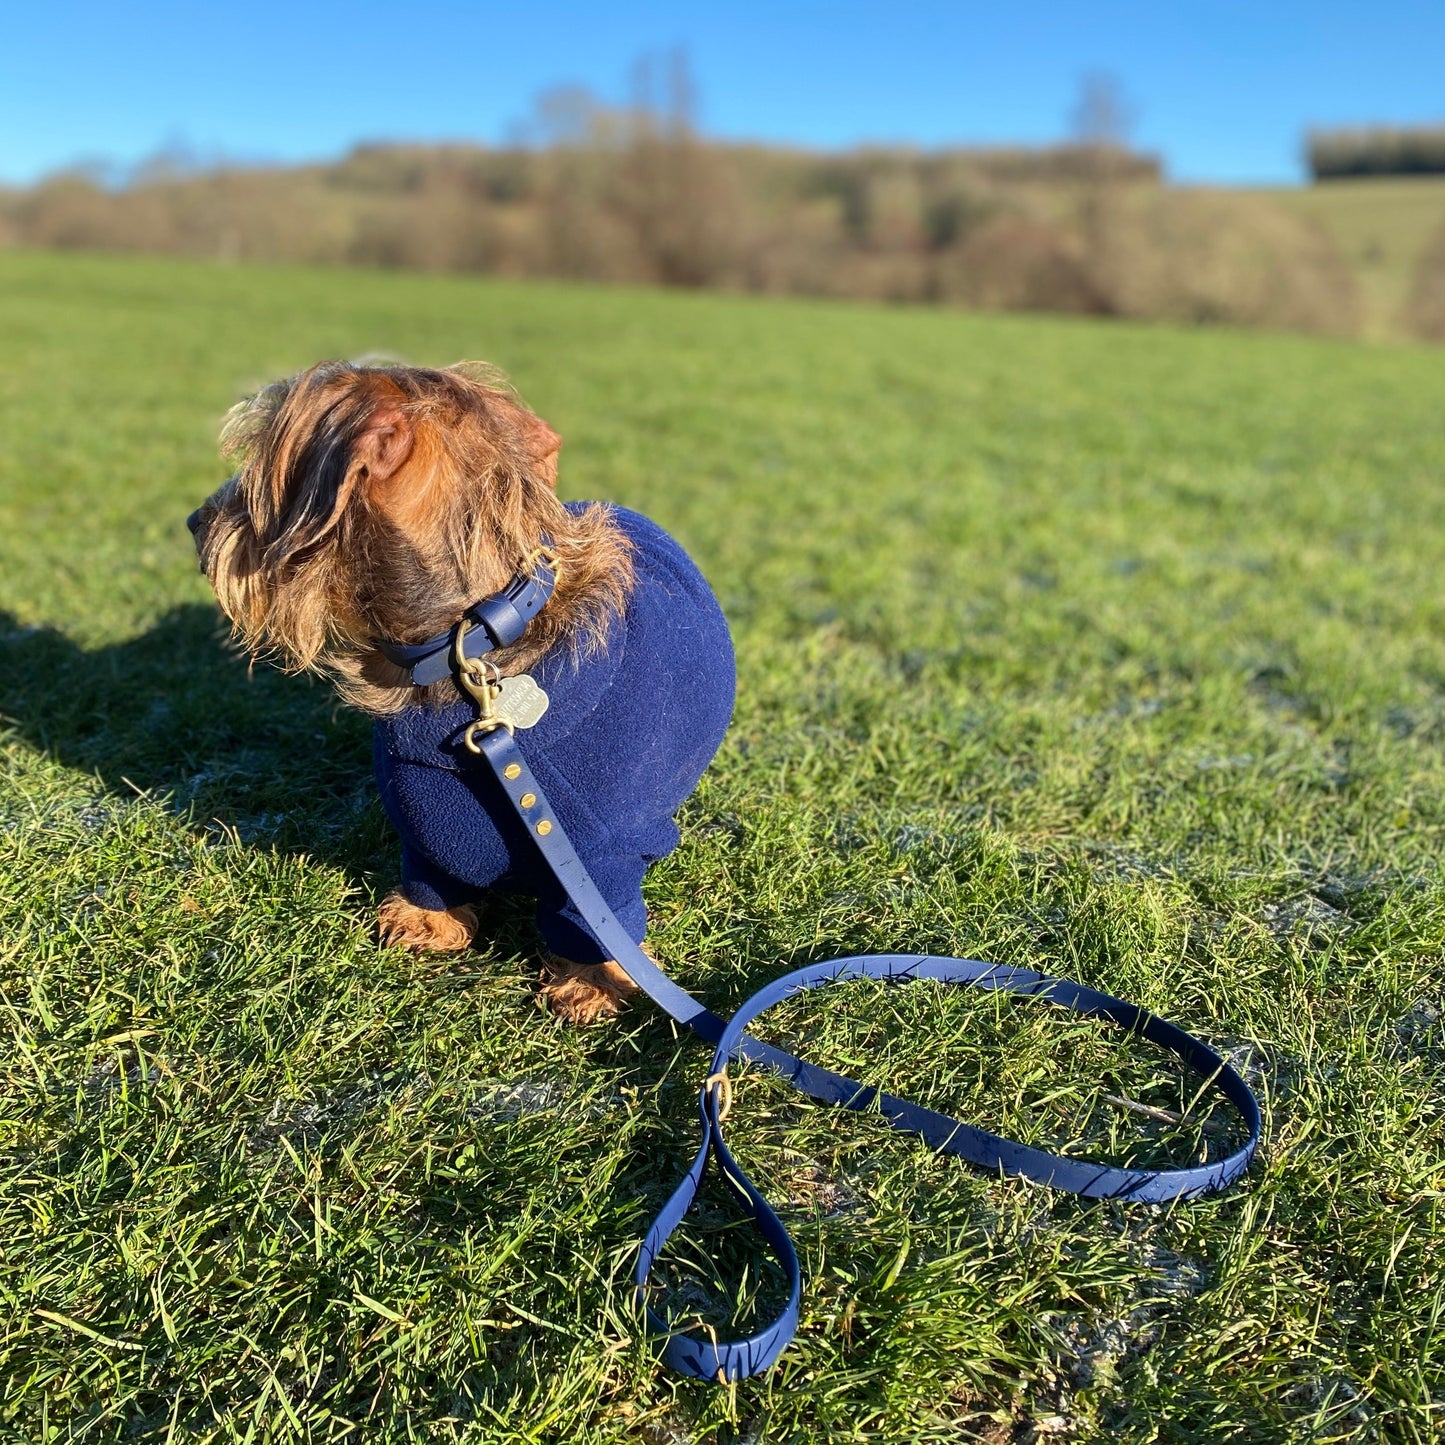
[189,360,735,1022]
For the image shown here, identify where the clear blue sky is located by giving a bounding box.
[3,1,1443,187]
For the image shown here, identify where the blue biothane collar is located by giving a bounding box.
[377,552,558,687]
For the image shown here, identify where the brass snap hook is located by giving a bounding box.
[463,715,514,753]
[453,618,510,751]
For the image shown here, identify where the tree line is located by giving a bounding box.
[7,85,1445,339]
[1308,125,1445,180]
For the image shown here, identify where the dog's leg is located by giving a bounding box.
[540,954,644,1024]
[377,890,478,952]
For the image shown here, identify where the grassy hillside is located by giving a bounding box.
[1268,175,1445,337]
[1,252,1442,1443]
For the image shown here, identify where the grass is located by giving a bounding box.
[1,249,1443,1443]
[1268,175,1445,338]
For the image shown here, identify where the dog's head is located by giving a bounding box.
[190,360,629,714]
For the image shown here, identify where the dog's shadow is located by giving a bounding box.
[0,601,665,967]
[0,604,389,877]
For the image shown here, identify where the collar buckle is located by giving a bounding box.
[524,543,562,580]
[379,543,560,689]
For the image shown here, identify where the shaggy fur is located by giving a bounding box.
[191,360,639,1022]
[538,956,641,1024]
[194,360,633,716]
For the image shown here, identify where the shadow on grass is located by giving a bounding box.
[0,604,756,1029]
[1,610,1262,1432]
[0,602,836,970]
[0,603,385,873]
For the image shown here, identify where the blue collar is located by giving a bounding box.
[377,550,558,687]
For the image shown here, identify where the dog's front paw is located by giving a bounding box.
[377,891,478,952]
[540,957,641,1024]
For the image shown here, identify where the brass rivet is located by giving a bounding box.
[504,763,521,780]
[536,820,552,836]
[520,792,537,809]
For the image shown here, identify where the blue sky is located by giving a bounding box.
[3,1,1443,186]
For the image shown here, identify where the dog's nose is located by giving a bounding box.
[186,507,203,537]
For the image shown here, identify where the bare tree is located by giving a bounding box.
[1071,71,1136,151]
[1069,70,1138,312]
[526,86,603,149]
[665,46,698,140]
[613,47,742,286]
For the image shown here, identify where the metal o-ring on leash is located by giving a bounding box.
[702,1069,733,1121]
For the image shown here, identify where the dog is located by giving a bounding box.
[188,360,735,1023]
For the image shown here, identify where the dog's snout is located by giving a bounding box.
[186,507,203,537]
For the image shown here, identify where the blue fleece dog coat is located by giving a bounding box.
[373,505,736,963]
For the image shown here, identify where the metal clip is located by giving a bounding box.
[453,618,512,752]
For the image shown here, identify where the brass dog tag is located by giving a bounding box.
[493,673,550,730]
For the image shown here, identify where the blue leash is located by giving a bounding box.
[463,723,1262,1382]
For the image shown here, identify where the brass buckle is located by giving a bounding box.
[525,543,562,582]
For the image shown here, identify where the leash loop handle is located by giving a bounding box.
[467,724,1262,1383]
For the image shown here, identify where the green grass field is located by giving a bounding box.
[2,250,1443,1443]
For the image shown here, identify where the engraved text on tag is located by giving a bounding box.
[493,673,550,729]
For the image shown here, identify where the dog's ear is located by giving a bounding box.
[353,405,415,486]
[441,363,562,489]
[262,383,415,561]
[478,387,562,489]
[510,406,562,490]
